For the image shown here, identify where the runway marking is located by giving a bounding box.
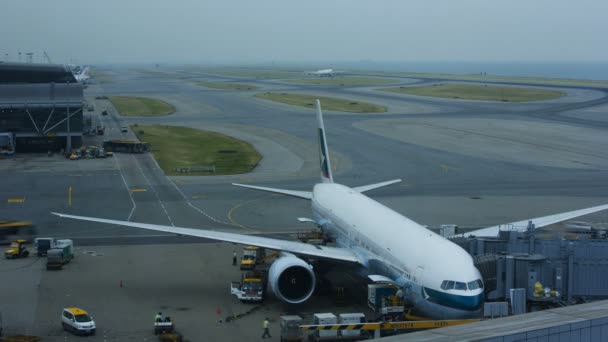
[132,154,175,227]
[227,200,258,232]
[114,153,137,221]
[226,196,303,231]
[7,198,25,203]
[149,153,235,227]
[131,188,147,192]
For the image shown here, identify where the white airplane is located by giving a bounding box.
[306,68,341,77]
[52,101,608,319]
[70,65,90,83]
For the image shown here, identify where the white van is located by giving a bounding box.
[61,307,96,335]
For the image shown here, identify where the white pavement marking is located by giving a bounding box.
[146,153,235,227]
[132,154,175,227]
[114,153,137,221]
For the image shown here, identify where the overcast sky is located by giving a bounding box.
[1,0,606,65]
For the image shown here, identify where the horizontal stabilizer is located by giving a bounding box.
[353,179,402,193]
[232,183,312,199]
[464,203,608,238]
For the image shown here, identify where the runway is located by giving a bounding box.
[3,67,608,245]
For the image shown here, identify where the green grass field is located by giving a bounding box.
[132,125,261,176]
[109,96,175,116]
[197,82,260,90]
[379,83,565,102]
[255,93,387,113]
[289,77,395,86]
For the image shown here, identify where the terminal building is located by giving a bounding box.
[0,62,84,153]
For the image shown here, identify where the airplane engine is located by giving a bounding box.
[268,255,316,304]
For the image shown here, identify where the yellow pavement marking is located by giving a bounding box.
[7,198,25,203]
[226,196,302,232]
[227,200,256,231]
[440,164,450,172]
[192,195,207,199]
[68,186,72,207]
[400,183,413,188]
[131,188,147,192]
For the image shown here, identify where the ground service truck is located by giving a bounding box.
[230,271,267,303]
[240,246,266,270]
[47,240,74,270]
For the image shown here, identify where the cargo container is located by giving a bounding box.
[35,237,58,256]
[339,313,365,337]
[313,313,337,338]
[280,315,303,341]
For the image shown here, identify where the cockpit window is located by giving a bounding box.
[467,279,484,290]
[454,282,467,290]
[442,279,482,291]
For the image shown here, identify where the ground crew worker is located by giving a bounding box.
[155,312,163,322]
[262,317,271,338]
[395,288,403,298]
[232,250,237,266]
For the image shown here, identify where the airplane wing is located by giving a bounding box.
[463,203,608,238]
[51,212,360,263]
[232,183,312,199]
[353,179,402,193]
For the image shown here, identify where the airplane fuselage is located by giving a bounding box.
[310,183,484,319]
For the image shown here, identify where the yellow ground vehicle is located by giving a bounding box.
[240,246,266,270]
[5,239,29,259]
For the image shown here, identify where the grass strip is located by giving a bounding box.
[132,125,261,176]
[109,96,175,116]
[379,83,565,102]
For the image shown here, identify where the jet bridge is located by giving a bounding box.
[452,224,608,310]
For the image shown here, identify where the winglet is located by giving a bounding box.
[316,100,333,183]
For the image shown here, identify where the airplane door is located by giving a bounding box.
[413,266,425,283]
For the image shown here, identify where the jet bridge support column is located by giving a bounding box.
[504,256,515,299]
[567,245,574,303]
[527,221,535,255]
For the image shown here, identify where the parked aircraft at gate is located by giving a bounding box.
[53,100,608,319]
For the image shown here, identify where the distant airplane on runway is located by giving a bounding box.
[306,68,342,77]
[53,101,608,319]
